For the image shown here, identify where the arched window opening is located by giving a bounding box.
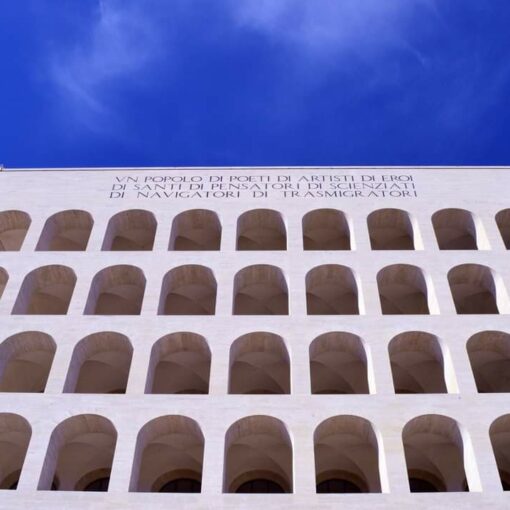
[467,331,510,393]
[302,209,350,250]
[403,415,469,492]
[102,209,157,251]
[12,265,76,315]
[432,208,478,250]
[233,265,288,315]
[169,209,221,250]
[159,265,216,315]
[310,332,369,394]
[367,209,414,250]
[448,264,501,314]
[224,416,293,493]
[490,415,510,491]
[496,209,510,249]
[0,211,30,251]
[130,416,204,493]
[0,414,31,490]
[145,333,211,394]
[229,332,290,395]
[314,416,382,493]
[0,268,7,300]
[0,332,56,392]
[377,264,431,315]
[85,265,146,315]
[389,332,447,394]
[36,210,93,251]
[38,414,117,491]
[306,265,359,315]
[236,209,286,250]
[63,332,132,394]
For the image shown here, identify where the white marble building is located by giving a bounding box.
[0,166,509,508]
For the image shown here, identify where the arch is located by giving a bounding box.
[36,210,93,251]
[0,414,31,490]
[85,265,146,315]
[467,331,510,393]
[236,209,286,250]
[367,209,415,250]
[229,332,290,394]
[432,208,478,250]
[306,265,359,315]
[403,415,470,492]
[448,264,502,314]
[310,333,369,394]
[0,332,56,393]
[38,414,117,491]
[102,209,157,251]
[233,265,288,315]
[490,415,510,490]
[63,332,132,394]
[496,209,510,249]
[0,268,7,300]
[314,416,381,493]
[130,416,204,492]
[159,265,216,315]
[12,265,76,315]
[0,211,31,251]
[377,264,431,315]
[169,209,221,250]
[224,415,293,493]
[145,333,211,394]
[302,209,350,250]
[389,332,447,394]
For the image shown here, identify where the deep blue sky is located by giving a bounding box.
[1,0,510,168]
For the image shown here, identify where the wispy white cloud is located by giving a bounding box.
[49,0,434,128]
[49,0,161,132]
[229,0,435,63]
[225,0,437,126]
[46,0,506,145]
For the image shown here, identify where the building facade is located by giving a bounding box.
[0,166,509,508]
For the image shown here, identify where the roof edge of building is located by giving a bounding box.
[2,165,510,173]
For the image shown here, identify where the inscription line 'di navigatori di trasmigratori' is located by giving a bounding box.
[109,173,418,200]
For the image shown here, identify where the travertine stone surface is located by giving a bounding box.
[0,166,509,508]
